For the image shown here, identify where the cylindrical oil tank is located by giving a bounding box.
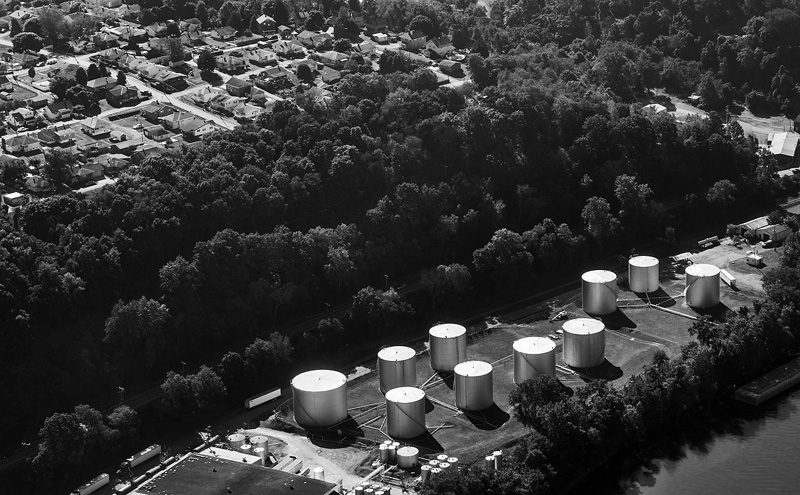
[582,270,618,315]
[355,486,365,495]
[454,361,494,411]
[250,435,268,451]
[397,446,419,469]
[226,433,245,451]
[429,323,467,372]
[628,256,660,293]
[447,457,458,471]
[379,444,389,463]
[240,443,252,455]
[387,444,397,464]
[436,454,448,463]
[562,318,606,368]
[484,456,495,470]
[378,346,417,394]
[430,468,442,477]
[420,465,431,482]
[439,462,450,471]
[253,447,267,465]
[291,369,348,428]
[387,385,427,437]
[313,467,325,480]
[513,337,556,384]
[428,460,439,468]
[685,264,720,308]
[493,451,504,470]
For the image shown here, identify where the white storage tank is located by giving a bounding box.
[429,323,468,372]
[582,270,618,315]
[239,443,252,455]
[313,467,325,480]
[397,446,419,469]
[628,256,660,293]
[562,318,606,368]
[291,369,348,428]
[250,435,268,452]
[420,465,431,482]
[513,337,556,384]
[378,346,417,394]
[454,361,494,411]
[226,433,245,451]
[685,264,720,308]
[253,447,267,465]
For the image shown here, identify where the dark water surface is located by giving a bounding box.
[570,386,800,495]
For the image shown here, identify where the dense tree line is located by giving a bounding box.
[422,233,800,495]
[6,0,800,490]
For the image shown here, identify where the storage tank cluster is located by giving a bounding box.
[483,450,504,471]
[291,369,348,428]
[685,263,720,308]
[513,337,556,384]
[562,318,606,368]
[419,453,459,482]
[582,270,618,315]
[353,480,394,495]
[628,256,660,293]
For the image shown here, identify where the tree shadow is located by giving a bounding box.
[692,301,732,321]
[462,403,511,431]
[599,309,637,330]
[572,359,624,381]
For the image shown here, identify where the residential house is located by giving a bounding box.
[8,108,37,128]
[372,33,389,44]
[111,139,140,155]
[317,51,349,70]
[143,124,171,141]
[81,118,111,138]
[146,22,170,38]
[226,77,254,97]
[180,18,202,32]
[212,26,237,41]
[92,32,120,49]
[152,71,188,92]
[439,60,463,76]
[365,17,387,33]
[755,223,792,243]
[179,118,217,138]
[277,25,292,38]
[117,4,142,21]
[216,54,246,73]
[399,30,426,51]
[3,51,38,68]
[38,128,62,147]
[87,76,118,94]
[768,131,800,165]
[320,66,341,84]
[256,15,276,34]
[245,48,278,66]
[297,31,333,50]
[106,85,140,106]
[158,111,193,130]
[131,144,168,165]
[69,162,104,186]
[44,100,74,121]
[354,41,377,55]
[26,94,50,109]
[116,26,148,42]
[426,36,454,57]
[25,174,52,193]
[0,75,12,91]
[94,153,130,172]
[76,136,111,154]
[3,135,41,155]
[232,104,264,123]
[140,102,175,124]
[272,40,305,57]
[99,0,123,7]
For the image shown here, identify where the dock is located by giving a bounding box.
[734,356,800,405]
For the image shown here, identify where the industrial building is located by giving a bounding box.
[291,369,348,428]
[130,453,339,495]
[582,270,618,315]
[562,318,606,368]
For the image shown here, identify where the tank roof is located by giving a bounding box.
[629,255,659,267]
[429,323,467,339]
[227,433,245,440]
[378,346,416,361]
[562,318,605,335]
[454,360,492,377]
[397,446,419,456]
[385,386,425,403]
[291,369,346,392]
[582,270,617,283]
[685,263,720,276]
[513,336,556,354]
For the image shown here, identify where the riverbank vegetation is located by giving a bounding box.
[5,0,800,490]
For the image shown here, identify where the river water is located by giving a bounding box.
[572,386,800,495]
